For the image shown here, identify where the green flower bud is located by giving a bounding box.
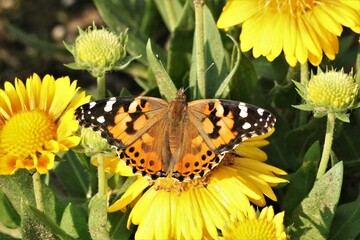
[293,68,359,122]
[307,69,358,113]
[64,24,139,78]
[79,128,115,157]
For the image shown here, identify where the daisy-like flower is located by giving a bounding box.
[217,0,360,66]
[107,128,287,239]
[0,73,90,175]
[222,205,287,240]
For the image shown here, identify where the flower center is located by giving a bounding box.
[265,0,320,15]
[152,176,209,193]
[0,110,57,158]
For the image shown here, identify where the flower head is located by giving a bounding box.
[293,68,359,122]
[217,0,360,66]
[0,73,90,174]
[64,24,138,78]
[222,205,287,240]
[107,128,287,239]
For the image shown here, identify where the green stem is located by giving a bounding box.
[298,63,309,126]
[316,112,336,179]
[194,0,205,98]
[97,75,106,99]
[96,154,107,196]
[300,63,309,85]
[32,171,45,212]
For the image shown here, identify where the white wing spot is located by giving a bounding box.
[238,103,248,118]
[91,116,95,120]
[104,97,116,112]
[242,122,252,129]
[89,102,96,109]
[257,108,265,116]
[97,116,105,123]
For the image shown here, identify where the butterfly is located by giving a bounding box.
[75,88,276,182]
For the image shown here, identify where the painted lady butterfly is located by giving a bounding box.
[75,89,276,182]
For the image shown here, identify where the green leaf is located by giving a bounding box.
[292,104,314,111]
[52,151,94,202]
[288,161,344,239]
[154,0,182,32]
[215,35,240,99]
[283,142,321,215]
[21,203,74,240]
[334,112,350,123]
[60,203,90,239]
[146,40,177,101]
[167,0,194,88]
[88,195,110,240]
[329,197,360,240]
[0,189,20,228]
[229,51,256,102]
[108,208,136,240]
[0,170,65,224]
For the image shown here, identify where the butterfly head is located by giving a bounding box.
[173,88,187,103]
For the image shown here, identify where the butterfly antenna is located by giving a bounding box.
[205,63,215,73]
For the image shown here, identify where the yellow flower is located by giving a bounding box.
[217,0,360,66]
[108,128,287,239]
[222,205,287,240]
[0,73,91,174]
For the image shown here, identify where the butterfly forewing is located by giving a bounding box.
[75,96,168,148]
[188,99,276,154]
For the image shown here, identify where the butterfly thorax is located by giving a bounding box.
[167,91,187,156]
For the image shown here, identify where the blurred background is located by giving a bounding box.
[0,0,144,94]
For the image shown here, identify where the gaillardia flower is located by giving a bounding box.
[222,205,287,240]
[217,0,360,66]
[108,128,287,239]
[0,73,90,175]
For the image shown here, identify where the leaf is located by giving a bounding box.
[52,151,94,202]
[21,203,74,240]
[88,195,110,240]
[60,203,90,239]
[167,0,194,88]
[154,0,182,32]
[214,35,240,99]
[146,40,177,101]
[292,104,315,111]
[0,170,65,224]
[329,197,360,240]
[228,51,256,102]
[288,161,344,239]
[0,189,20,228]
[283,142,321,215]
[108,208,136,240]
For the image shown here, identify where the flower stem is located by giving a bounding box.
[316,112,336,179]
[194,0,205,98]
[32,171,45,212]
[300,63,309,84]
[97,75,106,99]
[96,154,107,196]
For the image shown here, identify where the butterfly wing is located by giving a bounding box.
[187,99,276,153]
[75,96,168,149]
